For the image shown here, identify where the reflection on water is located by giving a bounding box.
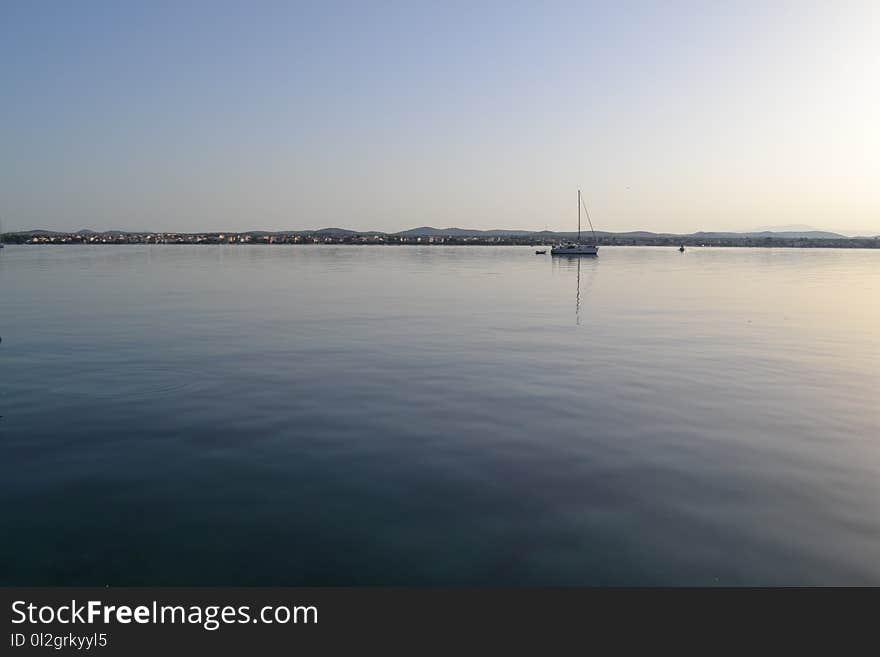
[551,255,599,325]
[0,245,878,585]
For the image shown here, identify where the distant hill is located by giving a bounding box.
[393,227,855,239]
[12,226,869,240]
[7,229,66,236]
[396,227,470,236]
[311,227,358,235]
[396,227,679,238]
[76,229,153,235]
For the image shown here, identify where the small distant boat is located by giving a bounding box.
[535,249,546,255]
[551,190,598,256]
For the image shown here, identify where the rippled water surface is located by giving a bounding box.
[1,245,878,585]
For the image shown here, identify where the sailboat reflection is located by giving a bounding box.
[553,254,598,325]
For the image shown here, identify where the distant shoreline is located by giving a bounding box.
[2,231,878,249]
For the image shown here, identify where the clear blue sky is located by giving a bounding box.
[2,1,878,234]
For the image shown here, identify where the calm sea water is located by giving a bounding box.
[1,245,878,585]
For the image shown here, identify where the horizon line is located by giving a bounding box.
[4,226,878,237]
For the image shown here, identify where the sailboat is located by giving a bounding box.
[551,190,598,256]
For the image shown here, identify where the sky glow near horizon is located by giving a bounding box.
[1,1,878,235]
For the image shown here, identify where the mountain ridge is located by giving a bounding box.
[4,227,877,239]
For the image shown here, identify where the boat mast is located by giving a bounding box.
[577,189,581,242]
[579,192,597,244]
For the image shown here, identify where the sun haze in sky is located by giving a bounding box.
[1,1,878,235]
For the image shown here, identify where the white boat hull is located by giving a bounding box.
[551,244,598,256]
